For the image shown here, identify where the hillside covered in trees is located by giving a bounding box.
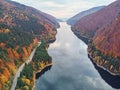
[71,0,120,75]
[88,16,120,74]
[72,0,120,38]
[0,0,59,89]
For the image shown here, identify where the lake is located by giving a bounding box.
[36,22,118,90]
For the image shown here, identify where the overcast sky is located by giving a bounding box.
[12,0,116,19]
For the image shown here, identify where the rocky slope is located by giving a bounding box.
[0,0,59,89]
[67,6,105,25]
[71,0,120,75]
[73,0,120,38]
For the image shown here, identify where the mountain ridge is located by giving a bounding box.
[73,0,120,38]
[67,6,105,25]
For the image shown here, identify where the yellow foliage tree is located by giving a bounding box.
[0,74,7,84]
[25,79,30,85]
[23,85,29,90]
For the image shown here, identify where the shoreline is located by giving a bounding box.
[11,42,41,90]
[71,29,89,44]
[88,54,120,76]
[32,63,53,90]
[32,29,57,90]
[36,63,53,74]
[71,28,120,76]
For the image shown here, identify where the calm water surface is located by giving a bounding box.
[36,22,117,90]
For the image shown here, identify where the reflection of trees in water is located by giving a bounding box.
[88,55,120,89]
[36,65,52,79]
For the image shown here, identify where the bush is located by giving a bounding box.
[33,42,52,62]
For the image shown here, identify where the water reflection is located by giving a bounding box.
[36,22,118,90]
[88,55,120,89]
[36,65,52,79]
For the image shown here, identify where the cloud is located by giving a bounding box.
[11,0,116,19]
[41,1,64,7]
[38,1,96,18]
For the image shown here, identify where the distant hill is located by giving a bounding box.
[67,6,105,25]
[57,19,64,22]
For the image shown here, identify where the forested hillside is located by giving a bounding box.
[71,0,120,75]
[0,0,59,89]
